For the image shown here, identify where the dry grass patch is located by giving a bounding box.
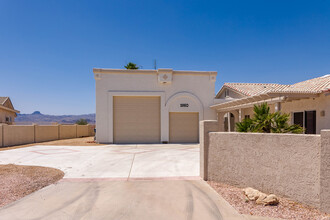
[208,181,330,220]
[0,164,64,207]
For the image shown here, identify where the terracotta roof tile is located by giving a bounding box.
[222,75,330,97]
[223,83,289,96]
[280,74,330,94]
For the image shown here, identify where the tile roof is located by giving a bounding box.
[279,74,330,94]
[221,74,330,97]
[0,97,9,105]
[223,83,289,96]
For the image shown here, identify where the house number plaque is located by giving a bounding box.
[180,103,189,107]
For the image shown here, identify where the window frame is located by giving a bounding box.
[292,110,317,134]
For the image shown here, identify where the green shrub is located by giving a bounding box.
[76,118,88,125]
[236,103,304,133]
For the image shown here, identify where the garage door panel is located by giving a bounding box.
[113,96,160,144]
[169,112,199,143]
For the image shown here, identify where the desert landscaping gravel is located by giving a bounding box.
[208,181,330,220]
[0,164,64,207]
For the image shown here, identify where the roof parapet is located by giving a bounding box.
[93,68,217,76]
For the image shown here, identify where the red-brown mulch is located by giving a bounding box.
[0,164,64,207]
[208,181,330,220]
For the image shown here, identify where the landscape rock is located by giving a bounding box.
[243,187,279,206]
[257,194,279,206]
[255,192,268,204]
[243,187,260,201]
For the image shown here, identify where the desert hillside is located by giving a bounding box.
[15,111,95,125]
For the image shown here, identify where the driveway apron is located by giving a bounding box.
[0,144,245,220]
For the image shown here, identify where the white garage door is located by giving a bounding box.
[113,96,161,144]
[169,112,199,143]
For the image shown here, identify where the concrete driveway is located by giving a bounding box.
[0,144,199,179]
[0,180,244,220]
[0,144,246,220]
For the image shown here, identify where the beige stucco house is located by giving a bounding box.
[212,75,330,134]
[0,97,20,125]
[94,68,217,144]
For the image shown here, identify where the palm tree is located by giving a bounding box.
[236,103,304,133]
[124,62,139,69]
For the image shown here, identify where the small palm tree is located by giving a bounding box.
[236,118,253,132]
[124,62,139,69]
[236,103,304,133]
[271,112,304,133]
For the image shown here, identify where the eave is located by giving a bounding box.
[0,105,20,114]
[211,92,319,112]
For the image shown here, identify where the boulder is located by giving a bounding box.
[257,194,279,206]
[243,187,260,201]
[255,192,268,205]
[243,187,279,206]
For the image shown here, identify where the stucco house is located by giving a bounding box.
[94,68,217,144]
[212,75,330,134]
[0,97,20,125]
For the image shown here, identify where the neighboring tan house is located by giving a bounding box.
[212,75,330,134]
[93,68,217,144]
[0,97,20,125]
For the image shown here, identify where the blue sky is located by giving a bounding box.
[0,0,329,115]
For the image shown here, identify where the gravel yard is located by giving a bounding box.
[208,181,330,220]
[0,164,64,207]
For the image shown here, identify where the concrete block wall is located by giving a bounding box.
[59,125,78,139]
[35,125,59,142]
[3,125,35,146]
[77,125,89,138]
[200,122,330,213]
[0,124,95,147]
[88,124,96,137]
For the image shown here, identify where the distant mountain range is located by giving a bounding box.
[15,111,95,125]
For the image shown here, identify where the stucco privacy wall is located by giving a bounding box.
[59,125,78,139]
[3,125,35,146]
[94,69,217,143]
[321,130,330,212]
[0,124,95,147]
[35,125,59,142]
[200,124,330,213]
[200,120,219,180]
[77,125,89,138]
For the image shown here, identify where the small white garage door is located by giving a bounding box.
[169,112,199,143]
[113,96,161,144]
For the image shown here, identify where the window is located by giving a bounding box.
[5,117,12,124]
[293,111,316,134]
[245,115,250,119]
[293,112,304,128]
[224,89,230,97]
[305,111,316,134]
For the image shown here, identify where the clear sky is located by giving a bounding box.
[0,0,329,115]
